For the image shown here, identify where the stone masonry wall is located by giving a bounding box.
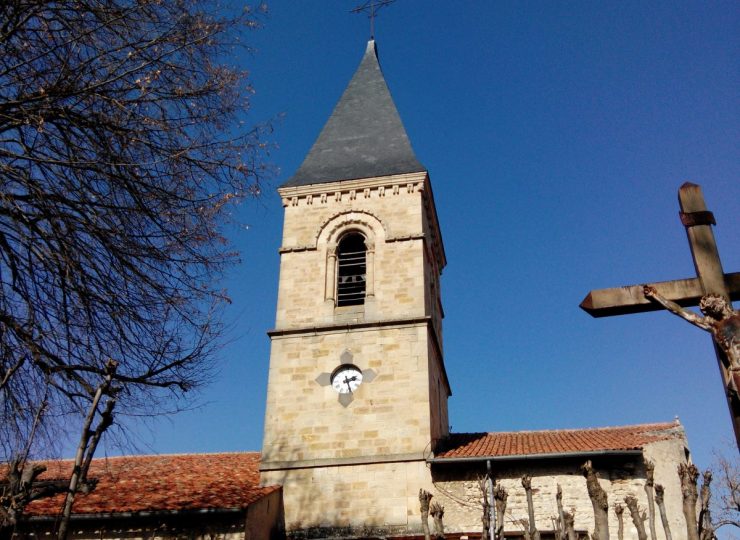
[432,439,689,539]
[261,323,434,465]
[261,460,434,533]
[274,172,441,330]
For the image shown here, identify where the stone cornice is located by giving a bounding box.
[259,452,426,471]
[267,316,432,338]
[277,171,427,199]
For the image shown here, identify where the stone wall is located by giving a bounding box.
[261,460,434,534]
[274,172,444,330]
[431,439,689,539]
[261,323,436,465]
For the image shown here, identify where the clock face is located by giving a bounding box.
[331,365,363,394]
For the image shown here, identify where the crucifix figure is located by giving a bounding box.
[580,182,740,447]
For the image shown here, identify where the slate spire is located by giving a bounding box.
[281,40,425,188]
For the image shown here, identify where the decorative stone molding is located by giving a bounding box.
[278,171,427,208]
[315,210,387,249]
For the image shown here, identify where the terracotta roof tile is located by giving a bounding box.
[434,421,684,460]
[24,452,279,517]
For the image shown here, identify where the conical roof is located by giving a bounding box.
[281,40,425,188]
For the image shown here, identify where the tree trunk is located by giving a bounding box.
[697,471,714,540]
[654,484,673,540]
[678,463,700,540]
[644,461,658,540]
[556,485,567,540]
[480,477,491,540]
[519,519,532,540]
[494,484,508,540]
[582,460,610,540]
[57,360,117,540]
[522,475,541,540]
[563,510,577,540]
[419,489,433,540]
[430,501,445,540]
[615,503,624,540]
[625,495,648,540]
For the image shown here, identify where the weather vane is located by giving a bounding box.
[350,0,396,40]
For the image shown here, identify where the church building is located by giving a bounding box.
[20,40,691,540]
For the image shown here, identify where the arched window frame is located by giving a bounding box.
[317,213,382,308]
[334,231,368,307]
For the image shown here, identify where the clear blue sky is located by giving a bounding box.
[113,2,739,471]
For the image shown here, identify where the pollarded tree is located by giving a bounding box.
[0,0,270,533]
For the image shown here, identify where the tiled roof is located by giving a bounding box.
[24,453,279,517]
[433,421,684,460]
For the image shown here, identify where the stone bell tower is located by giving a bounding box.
[260,40,450,535]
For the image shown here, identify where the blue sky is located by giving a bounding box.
[113,2,739,471]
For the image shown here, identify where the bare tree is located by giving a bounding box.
[563,509,577,540]
[678,464,700,540]
[430,501,445,540]
[521,475,541,540]
[654,484,673,540]
[555,485,566,540]
[698,471,715,540]
[644,461,658,540]
[420,489,433,540]
[479,476,491,540]
[0,0,269,534]
[494,482,508,540]
[614,503,624,540]
[710,447,739,533]
[582,461,609,540]
[624,495,648,540]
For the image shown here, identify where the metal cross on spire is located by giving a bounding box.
[351,0,396,40]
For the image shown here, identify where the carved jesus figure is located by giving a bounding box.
[643,285,740,377]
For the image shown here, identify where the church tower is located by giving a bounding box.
[260,41,450,534]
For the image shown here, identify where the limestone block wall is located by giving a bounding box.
[261,460,434,534]
[274,172,443,329]
[261,323,436,465]
[431,440,689,539]
[427,338,449,444]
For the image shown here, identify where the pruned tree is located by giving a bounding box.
[0,0,270,535]
[479,476,491,540]
[555,485,566,540]
[494,482,508,540]
[697,471,715,540]
[517,519,532,540]
[614,503,624,540]
[582,460,609,540]
[624,495,648,540]
[654,484,673,540]
[644,460,658,540]
[563,509,577,540]
[420,489,433,540]
[678,463,700,540]
[521,475,541,540]
[430,500,445,540]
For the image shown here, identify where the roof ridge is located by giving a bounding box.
[451,420,680,437]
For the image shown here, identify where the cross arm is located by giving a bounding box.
[580,272,740,318]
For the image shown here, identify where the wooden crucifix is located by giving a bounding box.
[580,182,740,448]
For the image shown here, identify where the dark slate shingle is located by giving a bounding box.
[281,40,425,188]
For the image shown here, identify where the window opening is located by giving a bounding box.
[336,233,366,306]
